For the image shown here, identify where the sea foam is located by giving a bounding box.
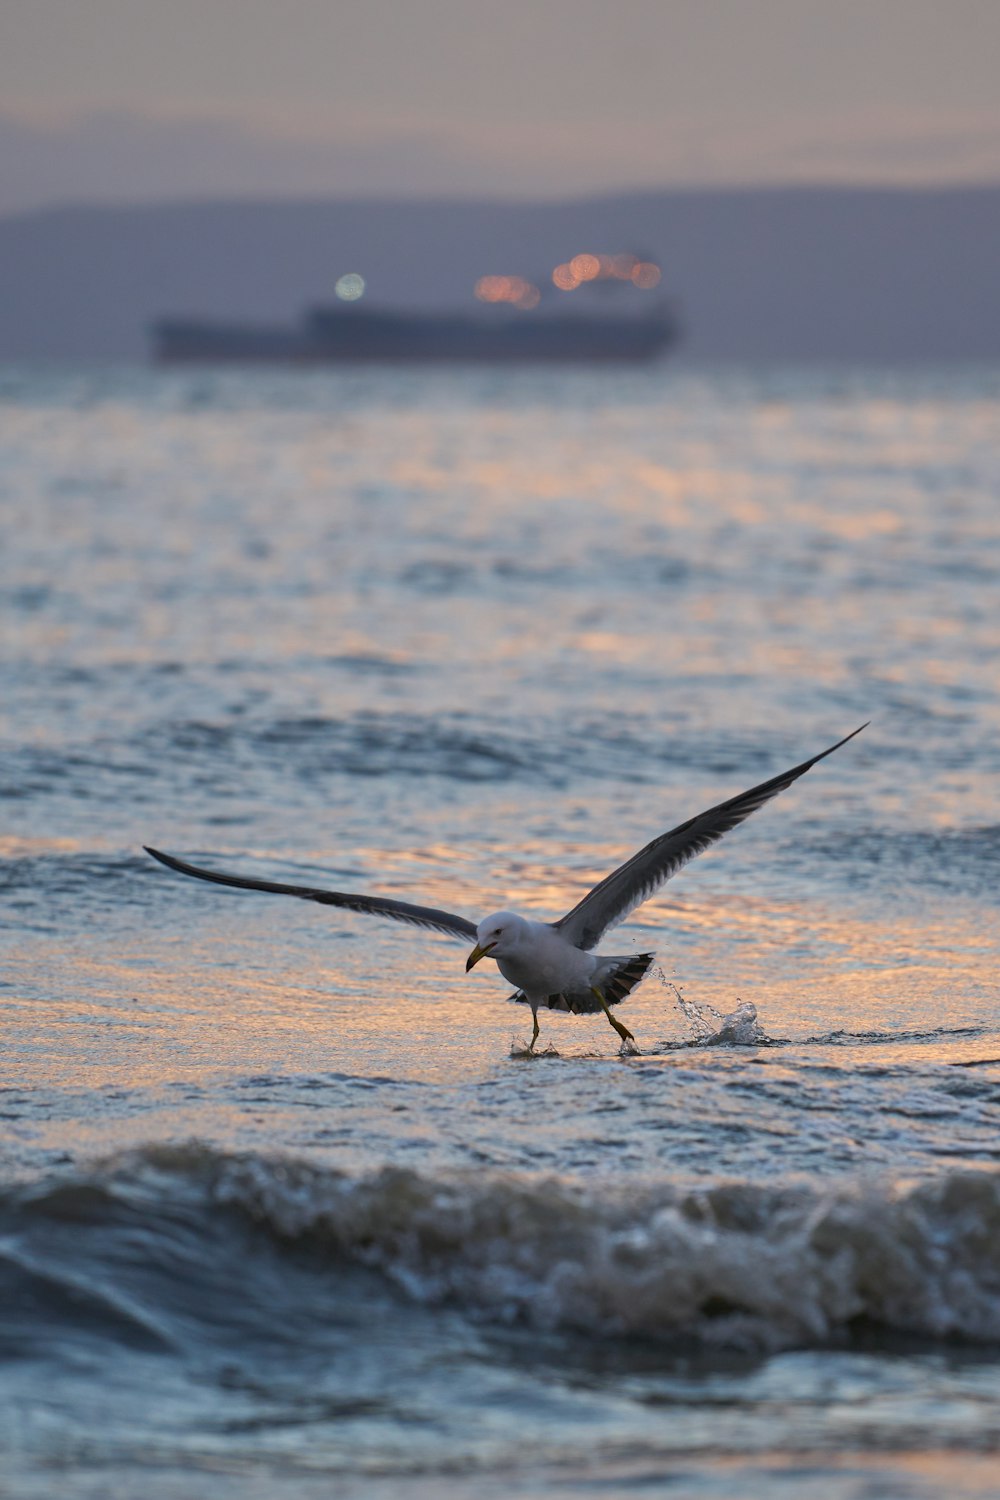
[29,1145,996,1355]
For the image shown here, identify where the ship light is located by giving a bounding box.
[631,262,661,289]
[609,253,638,279]
[552,263,580,291]
[569,253,601,282]
[551,253,660,290]
[475,275,541,309]
[335,273,366,301]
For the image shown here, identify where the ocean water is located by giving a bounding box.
[2,361,999,1498]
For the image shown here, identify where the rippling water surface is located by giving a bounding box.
[3,363,1000,1498]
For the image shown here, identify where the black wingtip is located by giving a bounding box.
[810,721,868,767]
[144,846,178,870]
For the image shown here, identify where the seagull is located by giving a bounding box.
[145,724,866,1052]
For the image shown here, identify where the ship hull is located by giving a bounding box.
[152,307,677,365]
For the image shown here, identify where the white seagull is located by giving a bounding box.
[145,724,866,1051]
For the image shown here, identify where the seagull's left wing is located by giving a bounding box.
[144,847,478,941]
[554,725,867,951]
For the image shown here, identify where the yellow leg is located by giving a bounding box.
[592,988,635,1046]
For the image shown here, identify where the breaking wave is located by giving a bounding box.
[3,1146,1000,1358]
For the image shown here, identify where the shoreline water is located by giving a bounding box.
[3,360,999,1496]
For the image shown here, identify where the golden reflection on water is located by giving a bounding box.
[11,386,1000,722]
[6,375,999,1189]
[0,835,82,857]
[710,1452,1000,1498]
[7,864,992,1100]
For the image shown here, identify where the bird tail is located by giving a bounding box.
[507,952,654,1014]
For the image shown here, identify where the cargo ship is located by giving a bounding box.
[151,255,677,365]
[152,301,677,366]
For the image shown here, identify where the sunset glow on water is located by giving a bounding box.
[3,362,999,1497]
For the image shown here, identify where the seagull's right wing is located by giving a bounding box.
[144,847,478,941]
[554,724,867,951]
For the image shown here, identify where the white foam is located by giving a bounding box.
[177,1149,1000,1352]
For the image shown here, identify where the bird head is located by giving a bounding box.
[465,911,523,971]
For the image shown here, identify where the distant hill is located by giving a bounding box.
[1,187,998,361]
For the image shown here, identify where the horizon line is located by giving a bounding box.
[6,177,1000,224]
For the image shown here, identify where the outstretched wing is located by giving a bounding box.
[144,847,478,942]
[554,724,867,951]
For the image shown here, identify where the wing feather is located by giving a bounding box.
[554,725,867,950]
[144,847,478,942]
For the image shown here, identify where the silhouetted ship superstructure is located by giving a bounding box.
[151,254,677,365]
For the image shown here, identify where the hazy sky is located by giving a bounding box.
[3,0,1000,213]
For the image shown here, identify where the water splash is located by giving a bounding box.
[665,977,774,1046]
[510,1038,560,1060]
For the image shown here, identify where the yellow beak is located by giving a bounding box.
[465,941,496,972]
